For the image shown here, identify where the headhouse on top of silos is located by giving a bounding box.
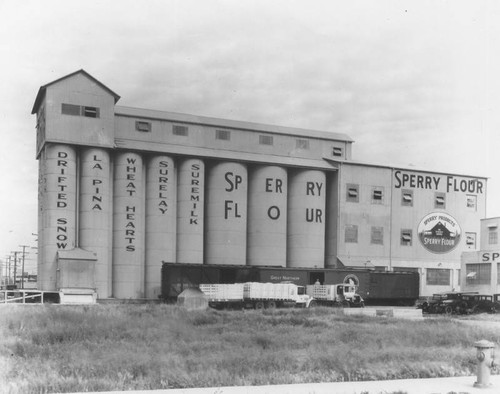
[32,70,488,300]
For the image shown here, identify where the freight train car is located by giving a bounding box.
[161,263,419,306]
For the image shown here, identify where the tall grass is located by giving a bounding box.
[0,304,498,393]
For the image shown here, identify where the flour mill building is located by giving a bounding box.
[32,70,487,300]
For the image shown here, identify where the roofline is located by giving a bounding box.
[31,69,120,114]
[325,158,488,180]
[115,105,354,143]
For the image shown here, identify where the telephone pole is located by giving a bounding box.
[19,245,29,289]
[11,252,18,288]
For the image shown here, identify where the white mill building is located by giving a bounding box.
[32,70,487,300]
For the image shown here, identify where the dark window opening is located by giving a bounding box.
[83,106,99,118]
[173,125,188,136]
[135,121,151,132]
[216,129,231,140]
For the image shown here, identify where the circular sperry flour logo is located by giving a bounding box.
[343,274,359,286]
[418,212,461,254]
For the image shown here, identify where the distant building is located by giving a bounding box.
[32,70,488,299]
[461,217,500,294]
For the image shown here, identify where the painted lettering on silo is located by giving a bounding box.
[248,166,287,266]
[287,169,326,268]
[206,162,247,265]
[79,148,111,298]
[112,152,144,298]
[145,156,176,298]
[39,144,77,291]
[177,159,204,264]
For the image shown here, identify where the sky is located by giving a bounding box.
[1,0,499,275]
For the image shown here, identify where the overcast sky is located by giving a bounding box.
[1,0,499,273]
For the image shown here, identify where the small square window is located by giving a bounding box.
[83,106,99,118]
[466,195,477,210]
[332,147,343,157]
[345,225,358,243]
[173,125,188,136]
[216,129,231,140]
[346,184,359,203]
[296,139,309,149]
[135,121,151,132]
[489,229,498,245]
[371,226,384,245]
[401,229,412,246]
[372,188,383,204]
[401,189,413,206]
[259,135,273,145]
[465,232,476,249]
[435,192,446,208]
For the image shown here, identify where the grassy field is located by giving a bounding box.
[0,304,499,394]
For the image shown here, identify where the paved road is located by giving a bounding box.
[72,375,500,394]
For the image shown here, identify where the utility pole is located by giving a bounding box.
[19,245,29,290]
[11,252,18,288]
[7,255,11,285]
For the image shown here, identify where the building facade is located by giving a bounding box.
[32,70,487,299]
[461,217,500,295]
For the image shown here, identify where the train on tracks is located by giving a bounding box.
[161,263,419,306]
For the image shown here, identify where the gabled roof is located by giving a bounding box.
[31,69,120,114]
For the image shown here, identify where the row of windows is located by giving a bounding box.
[345,225,478,248]
[134,121,345,157]
[346,184,478,209]
[60,105,340,155]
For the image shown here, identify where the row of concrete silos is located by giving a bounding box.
[38,144,328,299]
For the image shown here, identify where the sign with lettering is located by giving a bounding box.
[482,252,500,262]
[418,212,462,253]
[394,170,484,194]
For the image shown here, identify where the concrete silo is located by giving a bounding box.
[79,148,111,298]
[112,152,144,298]
[176,159,205,264]
[205,162,247,266]
[287,169,326,268]
[247,165,287,267]
[38,144,78,291]
[145,155,176,298]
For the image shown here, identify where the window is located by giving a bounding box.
[135,121,151,132]
[345,225,358,243]
[346,184,359,203]
[466,263,491,285]
[466,195,477,210]
[426,268,450,286]
[332,147,343,157]
[61,103,81,116]
[457,269,461,286]
[61,103,99,118]
[489,228,498,245]
[82,106,99,118]
[465,232,476,250]
[497,263,500,284]
[435,192,446,209]
[173,125,188,136]
[372,188,383,204]
[393,267,419,273]
[216,129,231,141]
[371,226,384,245]
[401,189,413,207]
[296,139,309,149]
[259,135,273,145]
[401,229,412,246]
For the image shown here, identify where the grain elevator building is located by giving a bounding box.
[32,70,487,299]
